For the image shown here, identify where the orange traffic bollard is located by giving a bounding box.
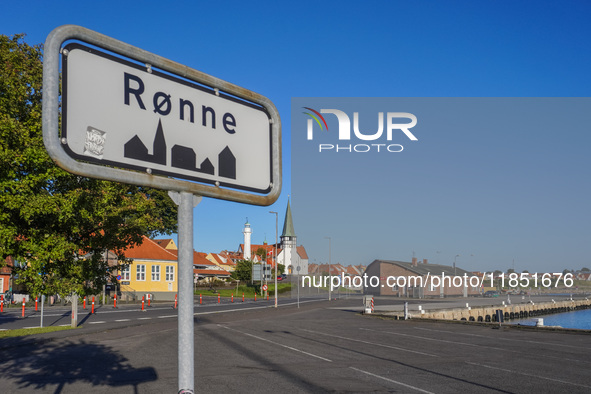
[231,294,234,303]
[91,296,95,314]
[113,293,117,308]
[218,294,221,304]
[1,295,3,313]
[22,298,25,318]
[83,296,86,309]
[141,296,145,311]
[199,294,202,304]
[35,297,38,311]
[174,294,178,309]
[254,293,257,302]
[147,294,151,307]
[242,293,244,302]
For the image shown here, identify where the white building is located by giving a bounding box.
[242,219,252,260]
[276,200,308,275]
[238,200,309,275]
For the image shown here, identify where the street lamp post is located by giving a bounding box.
[454,254,460,276]
[269,211,278,308]
[325,236,331,301]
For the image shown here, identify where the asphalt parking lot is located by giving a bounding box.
[0,298,590,393]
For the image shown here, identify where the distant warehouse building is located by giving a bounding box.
[364,258,481,298]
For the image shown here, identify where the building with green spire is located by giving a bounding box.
[278,199,308,275]
[236,199,308,275]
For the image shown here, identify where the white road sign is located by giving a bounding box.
[63,43,271,194]
[43,25,281,206]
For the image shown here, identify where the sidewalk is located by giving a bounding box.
[345,293,589,313]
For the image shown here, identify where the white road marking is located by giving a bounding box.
[416,326,591,350]
[158,315,177,319]
[137,317,152,320]
[193,299,325,316]
[350,367,435,394]
[88,321,105,324]
[115,319,131,322]
[94,306,173,314]
[466,361,591,389]
[360,327,505,351]
[401,327,591,364]
[219,325,333,362]
[300,328,438,357]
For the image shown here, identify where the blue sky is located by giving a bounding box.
[2,1,590,273]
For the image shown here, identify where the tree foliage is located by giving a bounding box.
[254,247,267,262]
[231,260,252,282]
[0,34,178,297]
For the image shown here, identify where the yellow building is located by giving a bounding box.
[119,237,178,301]
[206,252,237,272]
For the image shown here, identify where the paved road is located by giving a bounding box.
[0,298,590,393]
[0,295,326,331]
[2,293,584,331]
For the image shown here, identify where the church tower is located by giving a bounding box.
[280,200,297,274]
[243,218,252,260]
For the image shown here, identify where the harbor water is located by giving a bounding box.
[511,307,591,330]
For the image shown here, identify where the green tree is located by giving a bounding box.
[231,260,252,282]
[255,247,267,262]
[277,263,285,275]
[0,34,177,299]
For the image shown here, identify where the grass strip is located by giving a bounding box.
[0,326,76,338]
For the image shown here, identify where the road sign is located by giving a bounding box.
[116,275,121,281]
[262,284,268,291]
[43,25,281,206]
[43,24,282,394]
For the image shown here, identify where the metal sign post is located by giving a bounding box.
[43,25,281,394]
[71,294,78,328]
[40,295,45,328]
[169,192,201,393]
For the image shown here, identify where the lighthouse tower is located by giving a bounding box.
[243,218,252,260]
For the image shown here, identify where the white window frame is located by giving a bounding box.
[151,265,161,281]
[136,264,146,281]
[121,265,131,281]
[166,265,175,282]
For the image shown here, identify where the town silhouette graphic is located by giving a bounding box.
[123,119,236,179]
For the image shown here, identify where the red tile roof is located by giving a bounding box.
[346,265,361,276]
[239,243,281,258]
[297,246,309,259]
[154,239,176,250]
[211,253,237,266]
[307,263,319,274]
[194,269,231,276]
[122,237,178,261]
[194,251,216,266]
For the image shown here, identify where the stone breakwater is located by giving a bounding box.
[388,298,591,322]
